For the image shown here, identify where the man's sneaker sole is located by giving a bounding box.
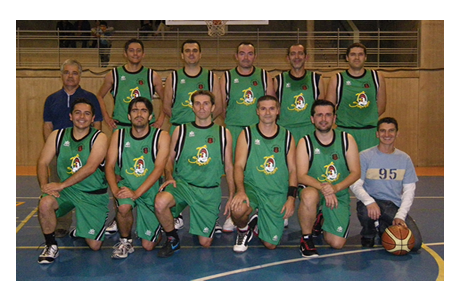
[38,245,59,264]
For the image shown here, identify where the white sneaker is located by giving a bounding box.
[174,216,184,230]
[223,217,236,232]
[111,238,134,259]
[284,218,289,228]
[105,219,118,235]
[38,244,59,264]
[233,228,253,253]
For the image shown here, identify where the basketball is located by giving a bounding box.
[381,225,415,255]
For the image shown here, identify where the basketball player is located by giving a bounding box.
[154,90,234,257]
[274,44,325,143]
[230,95,297,253]
[325,42,386,152]
[37,98,109,264]
[43,59,104,237]
[350,117,422,251]
[296,100,360,256]
[96,38,165,129]
[162,40,223,231]
[105,97,170,259]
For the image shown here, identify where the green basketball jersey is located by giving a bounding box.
[303,129,351,198]
[111,66,156,125]
[244,124,292,195]
[224,67,269,127]
[116,127,163,193]
[334,69,380,128]
[56,127,107,192]
[174,122,227,188]
[276,70,321,127]
[170,67,215,125]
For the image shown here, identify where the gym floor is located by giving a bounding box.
[16,169,444,284]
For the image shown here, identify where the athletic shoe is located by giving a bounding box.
[157,236,180,258]
[174,215,184,230]
[105,219,118,235]
[300,236,319,257]
[284,218,289,228]
[361,237,375,248]
[233,228,253,253]
[38,244,59,264]
[312,211,323,237]
[215,220,222,234]
[111,238,134,259]
[69,227,77,238]
[223,217,236,232]
[248,213,259,236]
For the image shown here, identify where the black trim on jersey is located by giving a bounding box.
[276,71,322,104]
[341,131,350,172]
[243,126,252,171]
[255,123,280,140]
[285,129,292,166]
[337,70,379,108]
[117,129,125,169]
[172,68,213,107]
[111,67,118,100]
[151,128,162,162]
[147,68,156,99]
[303,135,314,168]
[55,128,66,158]
[220,125,226,165]
[224,70,231,103]
[174,124,187,162]
[336,73,343,108]
[171,70,178,105]
[225,67,268,104]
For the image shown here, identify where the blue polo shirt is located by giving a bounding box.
[43,86,103,130]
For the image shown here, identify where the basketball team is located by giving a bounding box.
[36,38,423,264]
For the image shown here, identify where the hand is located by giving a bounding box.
[159,179,176,191]
[116,187,137,200]
[223,194,234,216]
[281,196,295,219]
[104,116,118,129]
[366,202,381,220]
[230,191,250,212]
[393,218,407,228]
[41,182,64,198]
[321,182,338,209]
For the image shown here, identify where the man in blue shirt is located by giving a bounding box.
[42,59,103,236]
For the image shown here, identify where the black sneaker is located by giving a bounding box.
[157,236,180,258]
[38,244,59,264]
[300,237,319,257]
[361,237,375,248]
[312,211,323,237]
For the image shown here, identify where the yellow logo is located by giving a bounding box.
[181,90,196,109]
[124,87,141,103]
[188,145,211,166]
[257,155,278,175]
[67,154,82,174]
[237,88,256,106]
[126,156,148,177]
[318,162,340,183]
[349,91,370,109]
[288,93,307,111]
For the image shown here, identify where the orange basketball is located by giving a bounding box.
[381,225,415,255]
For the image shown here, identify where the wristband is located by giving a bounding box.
[288,186,298,198]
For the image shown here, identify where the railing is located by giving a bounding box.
[16,28,419,71]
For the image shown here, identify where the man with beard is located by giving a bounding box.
[105,97,170,259]
[296,100,360,256]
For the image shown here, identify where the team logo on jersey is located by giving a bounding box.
[237,88,256,106]
[288,93,307,112]
[67,154,83,174]
[318,162,340,183]
[188,145,211,166]
[257,155,278,175]
[182,91,195,109]
[124,87,141,103]
[126,156,148,177]
[349,91,370,109]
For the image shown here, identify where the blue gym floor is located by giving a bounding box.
[16,175,444,282]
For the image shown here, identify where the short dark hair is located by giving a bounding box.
[124,38,144,52]
[128,97,153,116]
[287,44,306,56]
[191,90,215,105]
[256,95,279,108]
[236,41,256,54]
[71,98,95,115]
[310,100,336,117]
[377,117,399,131]
[346,42,367,57]
[181,40,201,53]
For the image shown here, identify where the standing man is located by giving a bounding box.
[220,41,276,152]
[296,100,360,256]
[163,39,223,133]
[37,98,109,264]
[105,97,170,259]
[97,38,165,130]
[43,59,103,237]
[154,90,234,257]
[325,42,386,152]
[274,44,325,143]
[230,95,297,253]
[350,117,422,251]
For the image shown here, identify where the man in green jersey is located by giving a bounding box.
[230,95,297,253]
[96,38,165,129]
[296,100,360,256]
[105,97,170,259]
[325,42,386,152]
[37,98,109,264]
[274,44,325,143]
[154,90,234,258]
